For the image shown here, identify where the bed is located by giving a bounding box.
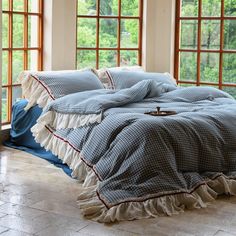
[18,68,236,222]
[4,99,72,176]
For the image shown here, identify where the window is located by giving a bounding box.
[175,0,236,97]
[76,0,143,69]
[2,0,43,124]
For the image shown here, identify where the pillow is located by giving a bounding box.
[97,66,144,89]
[106,70,177,90]
[20,69,104,110]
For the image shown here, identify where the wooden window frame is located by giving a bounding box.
[2,0,44,125]
[175,0,236,89]
[76,0,143,69]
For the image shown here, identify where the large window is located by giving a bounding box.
[2,0,43,124]
[175,0,236,97]
[76,0,143,69]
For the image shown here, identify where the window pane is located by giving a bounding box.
[180,20,198,49]
[28,16,39,47]
[13,0,24,11]
[225,0,236,16]
[12,51,24,84]
[202,0,221,16]
[12,86,22,104]
[99,50,117,68]
[181,0,198,17]
[13,14,24,48]
[28,0,39,13]
[200,53,219,83]
[2,0,9,10]
[100,0,118,16]
[120,50,138,66]
[78,0,96,15]
[2,88,8,123]
[179,83,197,87]
[121,0,139,16]
[201,20,220,49]
[223,87,236,98]
[121,19,139,48]
[179,52,197,81]
[223,53,236,84]
[77,50,96,69]
[77,18,96,47]
[2,51,8,85]
[224,20,236,50]
[99,19,118,48]
[28,50,38,71]
[2,14,9,48]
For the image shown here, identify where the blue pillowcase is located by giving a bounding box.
[35,70,104,99]
[106,70,177,90]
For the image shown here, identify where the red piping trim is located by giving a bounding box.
[96,173,234,209]
[44,126,234,211]
[31,75,55,100]
[45,126,102,181]
[105,71,115,90]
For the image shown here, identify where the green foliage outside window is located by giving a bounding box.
[179,0,236,98]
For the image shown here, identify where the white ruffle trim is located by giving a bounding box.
[77,174,236,223]
[31,122,98,186]
[37,110,102,129]
[31,121,236,223]
[19,71,54,110]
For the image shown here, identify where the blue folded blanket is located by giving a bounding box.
[4,99,72,177]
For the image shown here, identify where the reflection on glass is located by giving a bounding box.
[180,20,198,49]
[12,86,22,104]
[201,20,220,49]
[99,50,117,68]
[202,0,221,16]
[224,20,236,50]
[223,87,236,98]
[99,19,118,48]
[13,0,24,11]
[77,18,97,47]
[13,14,24,48]
[224,0,236,16]
[200,53,219,82]
[121,19,138,48]
[28,16,39,47]
[28,50,38,71]
[2,51,8,85]
[28,0,39,13]
[2,88,8,123]
[181,0,198,17]
[121,0,139,16]
[2,14,9,48]
[77,50,96,69]
[2,0,9,10]
[179,52,197,81]
[120,50,138,66]
[100,0,118,16]
[223,54,236,84]
[78,0,96,15]
[12,51,24,84]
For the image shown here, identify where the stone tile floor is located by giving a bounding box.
[0,146,236,236]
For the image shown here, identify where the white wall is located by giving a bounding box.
[43,0,77,70]
[43,0,176,74]
[143,0,176,74]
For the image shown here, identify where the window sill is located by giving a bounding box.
[1,124,11,131]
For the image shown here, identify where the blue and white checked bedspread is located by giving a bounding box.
[39,80,236,208]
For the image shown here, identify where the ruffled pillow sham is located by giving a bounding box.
[106,70,177,90]
[20,69,104,110]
